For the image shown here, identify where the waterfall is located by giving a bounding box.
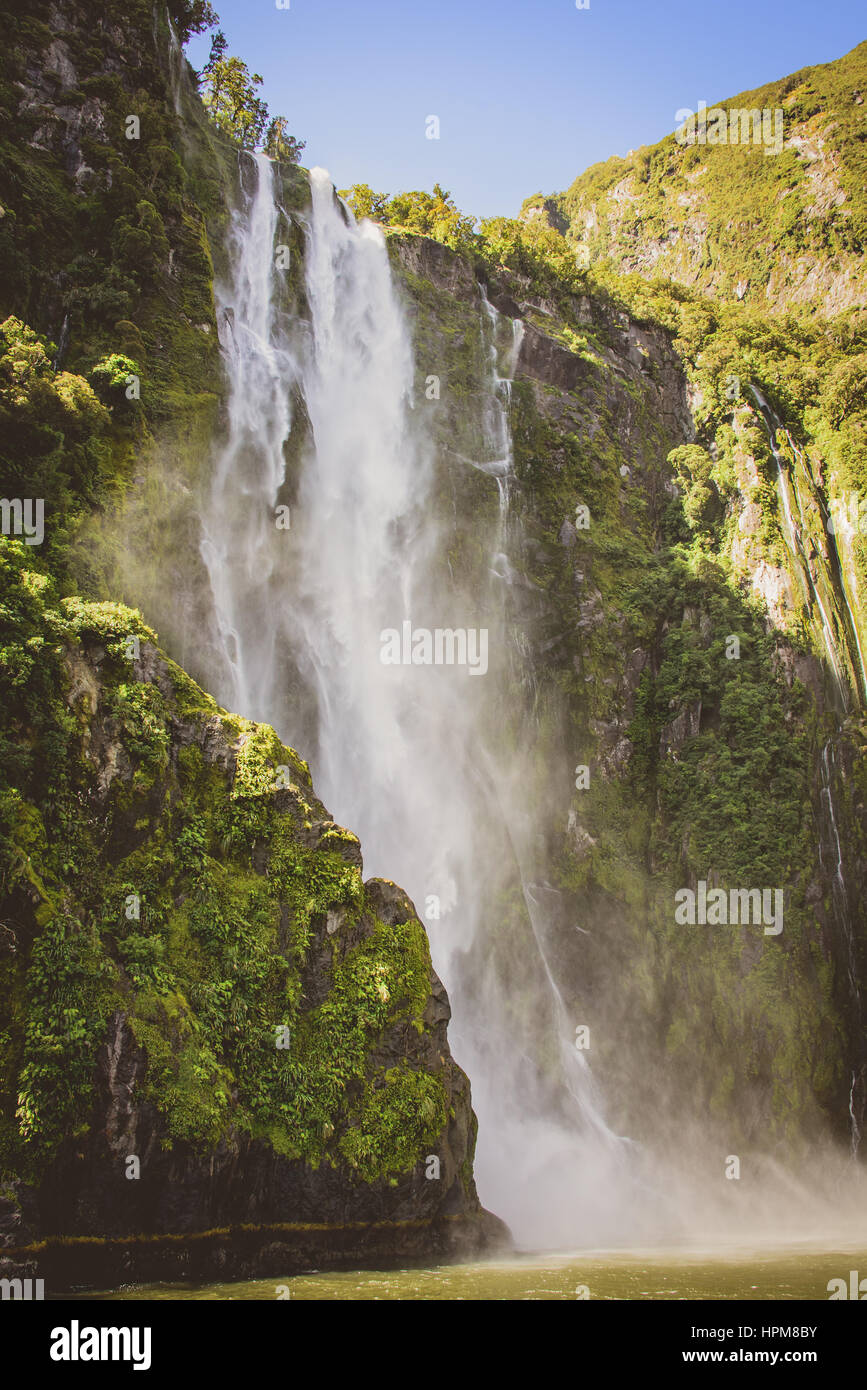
[748,384,866,708]
[748,385,848,705]
[164,8,186,116]
[820,743,860,1006]
[199,154,647,1247]
[51,312,69,372]
[479,285,524,513]
[440,288,523,516]
[200,153,295,722]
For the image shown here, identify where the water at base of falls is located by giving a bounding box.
[82,1241,867,1301]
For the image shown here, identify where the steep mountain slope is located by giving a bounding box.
[523,40,867,315]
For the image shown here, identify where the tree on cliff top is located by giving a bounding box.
[169,0,219,47]
[340,184,476,250]
[199,31,304,159]
[200,30,269,149]
[264,116,306,166]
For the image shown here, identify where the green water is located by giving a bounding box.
[87,1244,867,1300]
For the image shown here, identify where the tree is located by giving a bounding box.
[204,28,227,67]
[382,185,477,250]
[263,116,305,166]
[200,33,269,149]
[169,1,219,47]
[340,184,390,221]
[668,445,721,533]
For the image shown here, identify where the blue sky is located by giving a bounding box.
[185,0,865,220]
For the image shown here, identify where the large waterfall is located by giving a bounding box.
[196,152,644,1247]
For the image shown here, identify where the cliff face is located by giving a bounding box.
[0,4,511,1286]
[387,225,867,1160]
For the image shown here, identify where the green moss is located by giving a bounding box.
[338,1066,448,1180]
[0,539,449,1181]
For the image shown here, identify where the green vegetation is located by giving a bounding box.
[342,181,591,304]
[0,0,227,431]
[502,341,853,1146]
[0,541,446,1180]
[264,115,306,166]
[199,30,267,149]
[0,2,448,1203]
[199,28,304,158]
[592,271,867,663]
[342,182,478,251]
[0,0,864,1217]
[529,40,867,314]
[364,80,865,1146]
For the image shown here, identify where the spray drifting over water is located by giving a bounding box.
[197,156,867,1247]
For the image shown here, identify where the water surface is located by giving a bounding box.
[89,1243,867,1300]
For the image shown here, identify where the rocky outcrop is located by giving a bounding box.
[0,588,508,1291]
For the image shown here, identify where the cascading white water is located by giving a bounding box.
[778,416,867,705]
[199,155,645,1247]
[748,385,848,704]
[820,743,860,1003]
[200,154,296,722]
[164,8,185,117]
[479,286,523,513]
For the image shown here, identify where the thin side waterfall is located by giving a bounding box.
[442,287,523,515]
[820,743,860,1004]
[480,285,524,513]
[748,386,848,705]
[473,295,622,1151]
[778,413,867,704]
[199,156,644,1247]
[164,8,185,116]
[800,470,867,707]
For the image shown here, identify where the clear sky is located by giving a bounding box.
[185,0,865,220]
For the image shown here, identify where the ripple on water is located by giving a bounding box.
[77,1244,867,1301]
